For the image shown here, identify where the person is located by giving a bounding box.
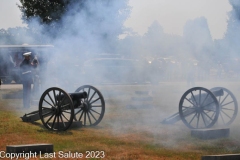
[31,54,40,97]
[19,52,33,108]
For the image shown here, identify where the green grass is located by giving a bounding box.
[1,81,240,159]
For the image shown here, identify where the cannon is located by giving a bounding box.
[162,87,238,129]
[21,85,105,131]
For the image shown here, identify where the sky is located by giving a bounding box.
[0,0,232,40]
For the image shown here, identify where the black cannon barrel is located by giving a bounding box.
[69,92,88,101]
[56,92,87,101]
[191,88,224,104]
[211,88,224,97]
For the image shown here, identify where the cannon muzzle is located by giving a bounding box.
[69,92,88,101]
[211,88,224,97]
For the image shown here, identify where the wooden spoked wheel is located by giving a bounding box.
[74,85,105,126]
[179,87,219,129]
[210,87,238,126]
[39,87,74,131]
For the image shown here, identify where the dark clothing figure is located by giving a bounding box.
[20,53,33,108]
[22,79,32,108]
[20,58,32,81]
[32,56,40,97]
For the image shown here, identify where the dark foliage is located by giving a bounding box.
[18,0,85,24]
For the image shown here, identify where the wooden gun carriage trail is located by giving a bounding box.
[21,85,105,131]
[162,87,238,129]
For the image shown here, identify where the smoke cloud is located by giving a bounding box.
[2,0,240,149]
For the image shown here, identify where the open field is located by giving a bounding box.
[1,81,240,159]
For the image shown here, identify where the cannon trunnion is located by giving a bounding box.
[21,85,105,131]
[162,87,238,129]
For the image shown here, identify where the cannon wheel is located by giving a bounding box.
[179,87,220,129]
[39,87,74,131]
[74,85,105,126]
[210,87,238,126]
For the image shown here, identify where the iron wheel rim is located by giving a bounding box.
[39,87,74,131]
[210,87,238,126]
[74,85,105,126]
[179,87,219,129]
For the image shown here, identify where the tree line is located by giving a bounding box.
[0,0,239,64]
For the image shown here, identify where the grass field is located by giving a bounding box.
[1,81,240,159]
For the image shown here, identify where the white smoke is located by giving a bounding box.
[5,0,240,149]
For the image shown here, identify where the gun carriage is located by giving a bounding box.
[162,87,238,129]
[21,85,105,131]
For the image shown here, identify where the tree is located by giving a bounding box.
[18,0,131,53]
[18,0,80,38]
[223,0,240,57]
[18,0,75,24]
[183,17,214,61]
[0,29,12,44]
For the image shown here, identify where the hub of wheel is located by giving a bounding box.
[83,102,91,112]
[51,106,62,116]
[196,106,203,113]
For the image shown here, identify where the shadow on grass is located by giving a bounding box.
[34,123,102,135]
